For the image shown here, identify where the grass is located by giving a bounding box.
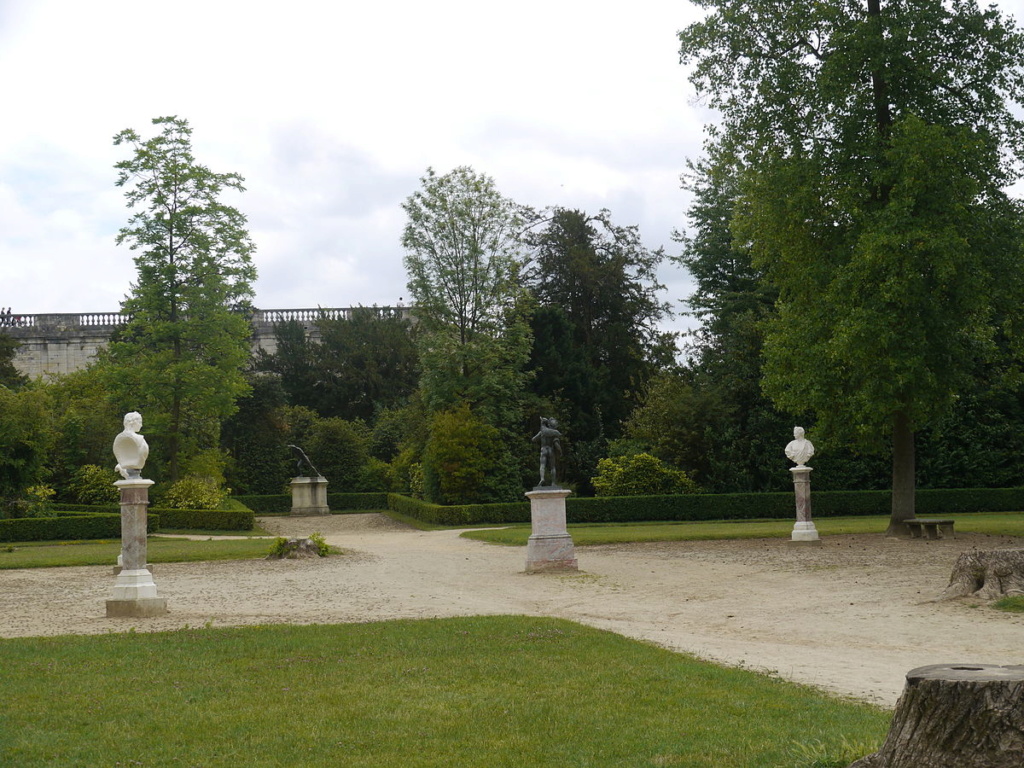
[460,511,1024,546]
[0,536,274,569]
[993,595,1024,613]
[0,616,887,768]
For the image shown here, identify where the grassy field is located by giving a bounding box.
[0,616,887,768]
[460,512,1024,546]
[0,536,274,569]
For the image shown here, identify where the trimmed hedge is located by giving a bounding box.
[233,493,389,515]
[0,512,159,543]
[151,507,254,531]
[386,487,1024,526]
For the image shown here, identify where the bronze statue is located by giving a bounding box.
[532,417,563,487]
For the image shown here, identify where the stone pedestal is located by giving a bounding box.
[789,466,820,544]
[107,479,167,618]
[525,487,577,573]
[290,476,330,516]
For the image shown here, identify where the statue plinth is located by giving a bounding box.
[525,487,577,572]
[290,476,330,516]
[789,466,821,544]
[107,478,167,617]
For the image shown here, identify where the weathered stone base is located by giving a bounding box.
[290,476,330,516]
[106,597,168,618]
[526,533,578,573]
[791,520,820,543]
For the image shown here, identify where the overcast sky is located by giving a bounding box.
[3,0,1023,338]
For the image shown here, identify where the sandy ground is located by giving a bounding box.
[2,513,1023,707]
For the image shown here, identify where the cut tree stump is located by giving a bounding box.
[938,549,1024,600]
[848,664,1024,768]
[266,537,321,559]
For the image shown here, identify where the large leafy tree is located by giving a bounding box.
[680,0,1024,533]
[402,166,533,431]
[102,116,257,482]
[526,209,674,436]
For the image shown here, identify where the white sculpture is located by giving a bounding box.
[113,411,149,479]
[785,426,814,467]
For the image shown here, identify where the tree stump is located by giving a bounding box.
[938,550,1024,600]
[266,537,321,559]
[848,664,1024,768]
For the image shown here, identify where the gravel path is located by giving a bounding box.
[2,513,1022,706]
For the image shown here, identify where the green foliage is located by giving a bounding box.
[525,208,675,450]
[679,1,1024,526]
[422,404,519,504]
[402,166,534,434]
[161,476,227,511]
[22,485,56,518]
[152,506,253,531]
[994,596,1024,613]
[0,385,51,505]
[0,511,155,543]
[0,333,27,389]
[388,493,530,526]
[103,115,257,482]
[305,417,370,491]
[356,457,394,492]
[66,465,120,506]
[221,373,292,495]
[308,531,329,556]
[592,453,699,497]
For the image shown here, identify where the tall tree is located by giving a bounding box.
[402,166,533,432]
[102,116,257,482]
[0,333,27,390]
[680,0,1024,533]
[526,208,674,438]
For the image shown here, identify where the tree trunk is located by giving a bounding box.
[848,664,1024,768]
[939,550,1024,601]
[887,410,915,536]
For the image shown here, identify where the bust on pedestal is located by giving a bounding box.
[785,426,820,544]
[525,418,577,572]
[107,412,167,617]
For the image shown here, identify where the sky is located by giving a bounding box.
[3,0,1024,340]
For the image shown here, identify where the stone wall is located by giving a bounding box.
[4,308,408,379]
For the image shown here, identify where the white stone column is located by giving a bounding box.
[290,476,330,516]
[525,488,577,572]
[107,478,167,617]
[790,466,821,543]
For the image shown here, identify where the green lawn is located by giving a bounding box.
[0,536,274,569]
[0,616,886,768]
[461,512,1024,546]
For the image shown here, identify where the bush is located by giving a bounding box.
[306,418,370,491]
[67,465,120,505]
[592,453,700,497]
[151,507,253,531]
[162,476,227,510]
[0,511,159,542]
[356,457,394,492]
[234,494,291,514]
[422,405,513,505]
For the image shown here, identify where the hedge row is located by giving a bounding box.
[0,512,159,543]
[233,493,390,515]
[151,507,254,531]
[386,487,1024,526]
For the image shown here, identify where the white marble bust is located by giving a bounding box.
[113,411,149,479]
[785,426,814,467]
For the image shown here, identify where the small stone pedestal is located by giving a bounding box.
[525,487,577,573]
[106,479,167,618]
[790,466,820,544]
[290,476,330,516]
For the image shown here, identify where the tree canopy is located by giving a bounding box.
[101,116,257,482]
[680,0,1024,531]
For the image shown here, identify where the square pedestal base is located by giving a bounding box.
[791,521,821,543]
[106,598,168,618]
[525,534,578,573]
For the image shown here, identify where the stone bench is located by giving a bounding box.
[906,518,955,540]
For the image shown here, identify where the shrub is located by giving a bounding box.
[592,453,700,497]
[67,465,120,505]
[356,457,394,492]
[152,507,253,531]
[306,418,370,491]
[162,476,226,510]
[23,485,57,518]
[422,405,512,505]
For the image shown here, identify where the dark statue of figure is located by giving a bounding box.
[288,444,322,479]
[532,417,563,488]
